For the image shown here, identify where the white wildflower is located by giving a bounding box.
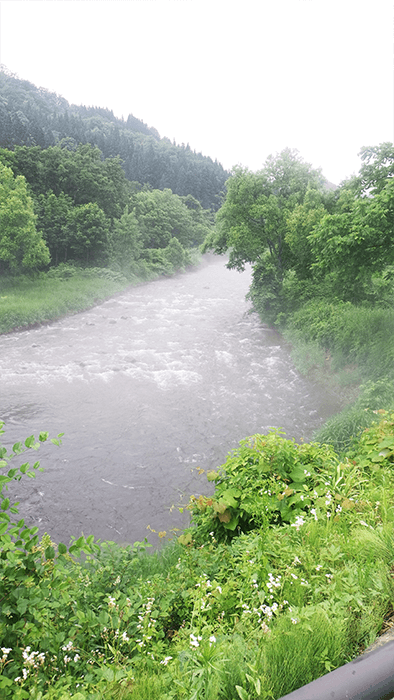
[291,515,305,531]
[160,656,173,665]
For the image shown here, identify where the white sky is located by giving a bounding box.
[0,0,393,185]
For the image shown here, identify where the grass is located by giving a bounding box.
[277,298,394,456]
[0,268,132,334]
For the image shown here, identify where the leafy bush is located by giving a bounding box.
[186,430,339,542]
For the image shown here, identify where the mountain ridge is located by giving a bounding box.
[0,66,229,209]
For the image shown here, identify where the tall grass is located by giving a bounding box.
[287,300,394,380]
[0,268,132,334]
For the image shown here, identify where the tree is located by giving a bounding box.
[0,162,50,272]
[110,206,142,271]
[66,202,110,265]
[309,177,394,303]
[133,188,201,249]
[355,142,394,196]
[35,190,74,265]
[204,149,326,323]
[212,149,324,276]
[285,187,329,280]
[164,237,189,270]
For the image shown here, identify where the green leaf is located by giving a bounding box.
[289,468,306,482]
[39,431,49,442]
[178,532,193,545]
[24,435,35,448]
[206,470,218,481]
[45,546,55,559]
[223,514,240,530]
[1,498,10,511]
[17,598,29,614]
[235,686,249,700]
[58,542,67,554]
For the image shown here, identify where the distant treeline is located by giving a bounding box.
[0,67,228,210]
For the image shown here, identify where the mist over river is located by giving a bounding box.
[0,255,341,546]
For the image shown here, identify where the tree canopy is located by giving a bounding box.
[0,162,50,272]
[203,145,394,323]
[209,149,324,274]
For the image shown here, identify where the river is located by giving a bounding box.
[0,255,340,546]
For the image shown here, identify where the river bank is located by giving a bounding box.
[0,251,203,336]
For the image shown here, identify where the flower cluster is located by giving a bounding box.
[15,647,46,683]
[1,647,11,664]
[291,515,305,531]
[61,641,81,665]
[241,598,289,632]
[266,572,281,591]
[190,633,202,648]
[135,596,157,651]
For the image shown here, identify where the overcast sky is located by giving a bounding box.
[0,0,393,185]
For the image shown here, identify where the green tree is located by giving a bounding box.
[35,190,74,265]
[285,187,329,280]
[110,205,142,272]
[211,149,324,275]
[134,188,200,249]
[0,162,50,272]
[164,237,189,271]
[205,149,325,322]
[309,177,394,303]
[66,202,110,265]
[355,142,394,196]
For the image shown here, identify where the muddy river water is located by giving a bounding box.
[0,255,341,546]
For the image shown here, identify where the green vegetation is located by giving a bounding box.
[0,70,220,332]
[204,143,394,454]
[0,252,203,335]
[0,267,129,334]
[2,416,394,699]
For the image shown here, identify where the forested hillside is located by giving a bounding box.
[0,67,228,210]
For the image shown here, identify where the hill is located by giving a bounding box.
[0,66,229,210]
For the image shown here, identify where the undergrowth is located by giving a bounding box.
[1,413,394,699]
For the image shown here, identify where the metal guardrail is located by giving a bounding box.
[278,638,394,700]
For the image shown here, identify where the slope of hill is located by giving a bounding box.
[0,66,229,209]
